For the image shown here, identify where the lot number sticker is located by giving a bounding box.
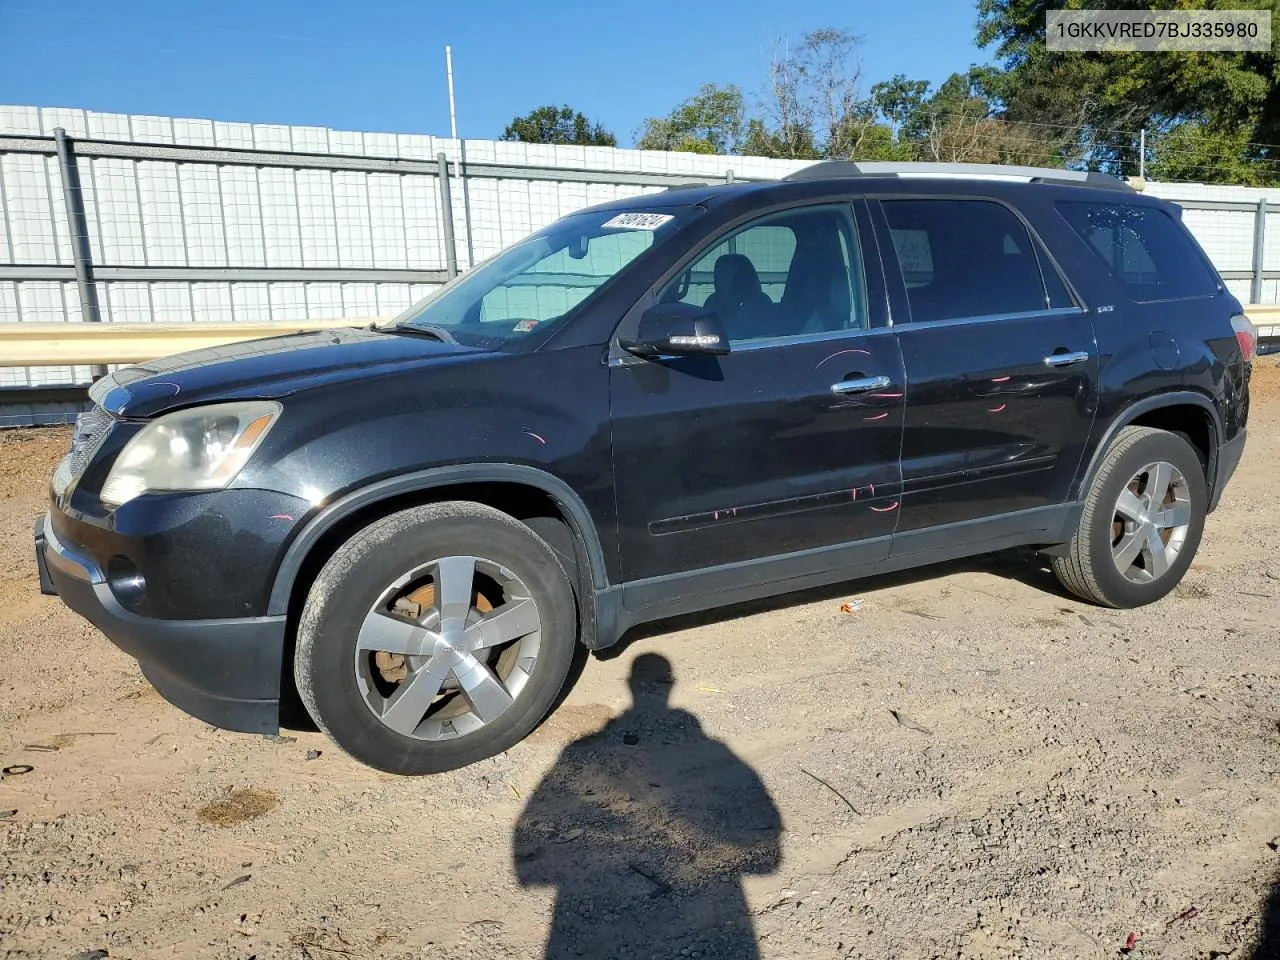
[602,213,674,231]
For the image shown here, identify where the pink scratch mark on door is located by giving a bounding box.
[987,404,1007,414]
[523,429,547,445]
[815,348,872,369]
[871,392,904,399]
[990,375,1012,383]
[863,412,890,421]
[849,489,858,500]
[269,514,295,521]
[869,501,899,513]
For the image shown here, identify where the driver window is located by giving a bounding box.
[658,204,868,343]
[480,230,652,329]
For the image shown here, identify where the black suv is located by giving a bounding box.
[37,161,1255,774]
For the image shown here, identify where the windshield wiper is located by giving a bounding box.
[382,323,458,344]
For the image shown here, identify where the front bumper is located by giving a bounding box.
[1209,427,1247,512]
[37,514,286,733]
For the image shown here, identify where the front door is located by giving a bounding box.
[871,196,1099,549]
[610,201,905,583]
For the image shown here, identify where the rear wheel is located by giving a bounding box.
[295,502,578,774]
[1051,426,1206,608]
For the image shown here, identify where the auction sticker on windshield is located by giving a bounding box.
[601,213,674,231]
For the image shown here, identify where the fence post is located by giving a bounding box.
[437,152,459,279]
[726,168,735,183]
[1252,197,1267,305]
[53,127,107,379]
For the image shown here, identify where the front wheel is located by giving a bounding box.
[294,502,579,774]
[1051,426,1207,608]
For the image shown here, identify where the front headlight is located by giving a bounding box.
[101,401,281,508]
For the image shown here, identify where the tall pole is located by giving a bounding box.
[445,45,471,268]
[1139,128,1146,180]
[445,45,458,140]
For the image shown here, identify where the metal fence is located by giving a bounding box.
[0,105,812,394]
[3,104,1280,410]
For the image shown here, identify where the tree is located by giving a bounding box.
[867,68,1075,167]
[636,84,746,154]
[976,0,1280,182]
[1146,124,1272,185]
[502,106,617,146]
[751,28,911,161]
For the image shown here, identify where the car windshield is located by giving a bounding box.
[388,207,687,348]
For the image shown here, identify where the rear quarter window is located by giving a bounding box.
[1055,201,1219,303]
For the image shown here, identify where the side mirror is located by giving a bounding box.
[619,302,730,358]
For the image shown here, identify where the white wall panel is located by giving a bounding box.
[214,121,255,149]
[2,153,59,263]
[136,161,187,266]
[128,115,174,143]
[268,282,307,320]
[220,167,265,266]
[231,282,271,321]
[332,171,374,268]
[0,281,20,323]
[86,112,131,140]
[341,282,378,316]
[375,283,414,316]
[367,174,407,269]
[295,169,338,267]
[257,168,303,268]
[177,165,227,266]
[291,126,330,153]
[191,282,234,322]
[39,107,88,137]
[401,175,442,270]
[106,282,151,323]
[151,282,193,322]
[304,282,343,319]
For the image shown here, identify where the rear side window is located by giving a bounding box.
[881,199,1054,323]
[1055,201,1218,302]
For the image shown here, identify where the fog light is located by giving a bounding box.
[107,556,147,610]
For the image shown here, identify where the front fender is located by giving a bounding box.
[265,462,610,617]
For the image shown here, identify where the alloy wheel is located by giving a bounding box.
[354,555,542,740]
[1110,460,1192,584]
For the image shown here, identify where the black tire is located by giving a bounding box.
[295,501,578,775]
[1052,426,1207,608]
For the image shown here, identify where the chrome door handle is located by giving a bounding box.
[830,375,891,395]
[1043,350,1090,368]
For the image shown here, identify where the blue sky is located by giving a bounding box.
[0,0,987,144]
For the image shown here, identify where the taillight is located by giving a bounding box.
[1232,314,1257,362]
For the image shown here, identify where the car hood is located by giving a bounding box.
[90,326,485,418]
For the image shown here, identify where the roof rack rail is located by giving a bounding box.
[781,161,1133,192]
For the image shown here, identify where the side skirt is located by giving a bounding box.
[589,503,1081,648]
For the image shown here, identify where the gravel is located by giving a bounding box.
[1,359,1278,959]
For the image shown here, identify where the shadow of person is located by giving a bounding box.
[1251,872,1280,959]
[514,653,782,960]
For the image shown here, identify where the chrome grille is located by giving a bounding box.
[52,405,115,495]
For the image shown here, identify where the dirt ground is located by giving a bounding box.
[3,363,1280,960]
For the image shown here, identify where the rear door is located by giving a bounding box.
[871,196,1099,550]
[609,201,906,583]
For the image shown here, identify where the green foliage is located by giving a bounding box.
[502,106,617,147]
[739,118,820,160]
[629,8,1280,184]
[1146,124,1275,184]
[636,84,746,154]
[977,0,1280,182]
